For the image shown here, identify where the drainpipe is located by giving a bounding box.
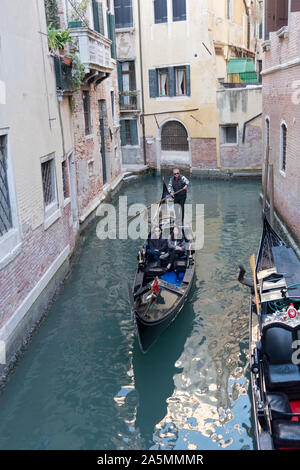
[137,0,147,167]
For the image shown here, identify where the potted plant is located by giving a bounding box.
[63,53,73,66]
[68,0,89,28]
[47,25,72,55]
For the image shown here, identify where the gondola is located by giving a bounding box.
[128,181,196,353]
[238,217,300,450]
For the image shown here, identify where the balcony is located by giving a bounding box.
[119,91,140,112]
[54,56,74,93]
[69,27,113,74]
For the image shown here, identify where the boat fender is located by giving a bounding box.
[288,303,297,319]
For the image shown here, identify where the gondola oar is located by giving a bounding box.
[250,254,261,315]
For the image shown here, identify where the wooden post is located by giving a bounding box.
[263,145,269,214]
[269,163,274,228]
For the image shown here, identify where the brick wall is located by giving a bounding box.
[262,11,300,242]
[191,138,218,169]
[220,124,262,169]
[0,204,75,330]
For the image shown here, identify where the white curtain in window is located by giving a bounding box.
[177,70,184,95]
[161,73,167,96]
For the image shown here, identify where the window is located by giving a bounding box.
[41,156,57,208]
[62,160,70,199]
[158,68,169,96]
[149,65,190,98]
[227,0,232,20]
[92,0,105,34]
[118,61,137,109]
[0,135,12,237]
[114,0,133,28]
[175,67,186,95]
[265,118,270,156]
[83,91,92,135]
[220,125,238,144]
[111,90,115,120]
[172,0,186,22]
[280,122,287,173]
[120,119,139,146]
[154,0,167,24]
[161,121,188,151]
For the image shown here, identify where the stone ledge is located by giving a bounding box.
[191,168,262,179]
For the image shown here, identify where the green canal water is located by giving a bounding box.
[0,175,262,450]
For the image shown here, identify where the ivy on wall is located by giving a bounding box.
[44,0,60,28]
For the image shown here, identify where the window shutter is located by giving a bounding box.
[92,0,100,33]
[168,67,175,97]
[120,120,126,146]
[130,119,138,146]
[149,69,158,98]
[98,2,105,35]
[117,62,123,91]
[186,65,191,96]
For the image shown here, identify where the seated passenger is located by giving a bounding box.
[147,226,168,262]
[166,226,187,271]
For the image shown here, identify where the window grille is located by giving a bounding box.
[281,123,287,172]
[42,159,56,206]
[161,121,188,151]
[0,135,12,236]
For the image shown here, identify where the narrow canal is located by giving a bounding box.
[0,175,262,450]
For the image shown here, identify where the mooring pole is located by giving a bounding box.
[263,145,269,214]
[269,163,274,228]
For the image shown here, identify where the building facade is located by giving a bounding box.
[262,0,300,242]
[0,0,122,371]
[115,0,263,171]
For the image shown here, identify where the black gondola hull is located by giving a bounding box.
[133,268,195,353]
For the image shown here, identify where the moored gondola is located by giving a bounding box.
[129,182,196,353]
[239,218,300,450]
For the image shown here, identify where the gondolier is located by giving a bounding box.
[168,168,189,227]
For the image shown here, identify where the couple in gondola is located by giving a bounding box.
[147,225,186,273]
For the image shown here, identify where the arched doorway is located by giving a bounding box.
[159,119,190,167]
[161,121,189,151]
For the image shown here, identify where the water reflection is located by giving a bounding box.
[133,295,195,447]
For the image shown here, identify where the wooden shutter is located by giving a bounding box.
[130,119,138,145]
[117,62,123,91]
[291,0,300,11]
[276,0,289,29]
[120,120,126,146]
[92,0,100,33]
[168,67,175,97]
[154,0,167,23]
[149,69,158,98]
[186,65,191,96]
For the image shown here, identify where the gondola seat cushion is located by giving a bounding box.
[267,392,292,419]
[263,326,300,391]
[174,258,187,273]
[273,421,300,449]
[145,261,165,278]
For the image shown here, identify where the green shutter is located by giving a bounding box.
[92,0,100,33]
[186,65,191,96]
[168,67,175,97]
[117,62,123,91]
[107,13,116,59]
[149,69,158,98]
[120,120,126,146]
[130,119,138,146]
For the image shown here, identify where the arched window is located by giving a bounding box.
[280,122,287,173]
[265,117,270,157]
[161,121,188,151]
